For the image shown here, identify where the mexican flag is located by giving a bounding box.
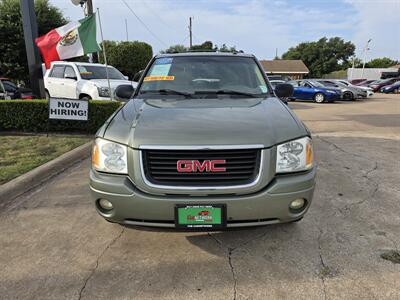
[35,14,100,69]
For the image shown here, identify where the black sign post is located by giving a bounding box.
[20,0,45,98]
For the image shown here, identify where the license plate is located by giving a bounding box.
[175,204,226,229]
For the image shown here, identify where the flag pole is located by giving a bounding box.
[96,8,113,100]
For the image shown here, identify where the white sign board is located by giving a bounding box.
[49,98,88,121]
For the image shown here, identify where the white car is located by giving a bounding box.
[44,62,137,100]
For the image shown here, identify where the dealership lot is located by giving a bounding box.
[0,94,399,299]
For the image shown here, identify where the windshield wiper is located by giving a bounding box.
[140,89,193,98]
[194,90,261,98]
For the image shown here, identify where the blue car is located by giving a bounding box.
[381,81,400,93]
[288,80,342,103]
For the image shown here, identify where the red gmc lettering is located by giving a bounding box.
[177,160,193,172]
[210,160,226,172]
[177,160,226,173]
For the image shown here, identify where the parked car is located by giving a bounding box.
[44,62,137,100]
[90,52,316,229]
[288,79,341,103]
[369,78,400,92]
[316,79,367,100]
[380,81,400,93]
[335,79,374,97]
[269,80,286,89]
[355,79,377,87]
[350,79,367,85]
[0,78,37,99]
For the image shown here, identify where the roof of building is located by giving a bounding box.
[260,60,309,74]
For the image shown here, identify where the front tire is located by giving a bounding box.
[343,91,354,101]
[80,95,92,101]
[314,93,325,103]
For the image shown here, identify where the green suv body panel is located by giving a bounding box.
[90,52,316,228]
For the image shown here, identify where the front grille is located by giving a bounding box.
[142,148,261,187]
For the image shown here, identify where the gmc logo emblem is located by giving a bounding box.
[177,160,226,173]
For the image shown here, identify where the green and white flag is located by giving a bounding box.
[35,14,100,68]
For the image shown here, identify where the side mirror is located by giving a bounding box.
[274,83,294,98]
[124,75,129,80]
[115,84,135,101]
[133,70,144,82]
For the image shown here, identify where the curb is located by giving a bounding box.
[0,141,93,202]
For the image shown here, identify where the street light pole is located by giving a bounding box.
[361,39,372,80]
[20,0,45,98]
[189,17,193,49]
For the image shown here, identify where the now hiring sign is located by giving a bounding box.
[49,98,88,121]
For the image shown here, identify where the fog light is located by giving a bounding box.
[290,198,305,210]
[99,199,113,210]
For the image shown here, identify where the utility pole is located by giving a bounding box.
[125,19,129,41]
[85,0,93,15]
[20,0,45,98]
[361,39,372,79]
[189,17,193,49]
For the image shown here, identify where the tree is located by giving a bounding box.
[99,40,153,79]
[160,41,237,53]
[160,44,188,54]
[365,57,399,68]
[190,41,216,51]
[0,0,67,83]
[218,43,237,53]
[282,37,355,77]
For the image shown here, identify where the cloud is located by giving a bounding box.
[345,0,400,60]
[49,0,399,60]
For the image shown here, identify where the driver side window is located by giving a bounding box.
[64,66,76,79]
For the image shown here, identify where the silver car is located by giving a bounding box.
[316,79,367,100]
[90,52,316,230]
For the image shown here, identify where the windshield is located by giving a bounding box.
[138,56,270,97]
[78,66,125,80]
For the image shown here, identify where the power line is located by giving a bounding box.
[120,0,167,47]
[139,0,182,35]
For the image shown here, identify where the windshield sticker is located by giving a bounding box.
[80,72,93,75]
[154,57,173,65]
[259,85,268,93]
[149,64,171,76]
[144,76,175,82]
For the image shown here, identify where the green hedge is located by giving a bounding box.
[0,100,122,133]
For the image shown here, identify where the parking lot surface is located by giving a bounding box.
[0,94,399,299]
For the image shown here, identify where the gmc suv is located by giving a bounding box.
[90,52,316,229]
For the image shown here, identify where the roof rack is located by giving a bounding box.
[187,49,218,53]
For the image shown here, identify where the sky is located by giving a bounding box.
[49,0,400,61]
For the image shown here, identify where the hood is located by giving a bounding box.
[103,97,307,149]
[89,79,138,89]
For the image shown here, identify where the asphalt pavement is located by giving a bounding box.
[0,94,399,300]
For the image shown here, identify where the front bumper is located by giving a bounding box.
[90,167,316,228]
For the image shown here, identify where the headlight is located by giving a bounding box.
[276,137,313,173]
[97,87,110,97]
[92,138,128,174]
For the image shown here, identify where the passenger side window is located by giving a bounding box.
[50,65,65,78]
[64,66,76,79]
